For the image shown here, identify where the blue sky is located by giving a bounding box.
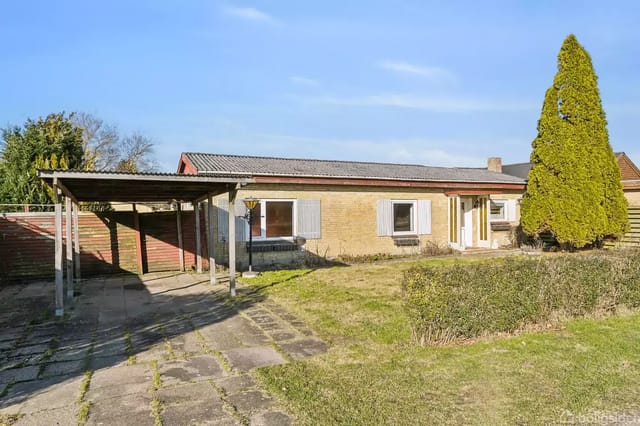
[1,1,639,172]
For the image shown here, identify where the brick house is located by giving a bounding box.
[177,153,526,267]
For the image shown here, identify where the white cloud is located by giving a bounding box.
[379,61,456,84]
[290,76,319,86]
[223,6,274,23]
[315,94,535,113]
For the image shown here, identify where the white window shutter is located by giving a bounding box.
[234,201,247,242]
[377,199,393,236]
[217,199,229,242]
[507,200,517,221]
[297,199,321,239]
[417,200,432,235]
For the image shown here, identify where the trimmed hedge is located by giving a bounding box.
[402,251,640,345]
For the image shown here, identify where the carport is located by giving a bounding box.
[37,169,254,316]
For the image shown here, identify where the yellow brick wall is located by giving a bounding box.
[625,190,640,207]
[208,184,524,267]
[488,192,522,247]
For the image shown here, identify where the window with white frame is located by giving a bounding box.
[251,200,295,239]
[490,200,506,221]
[392,200,417,234]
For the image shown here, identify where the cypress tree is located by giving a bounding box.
[521,34,628,248]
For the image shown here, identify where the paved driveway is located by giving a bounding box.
[0,272,327,425]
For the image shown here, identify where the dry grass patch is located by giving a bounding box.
[244,256,640,425]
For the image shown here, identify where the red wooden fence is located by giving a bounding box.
[0,210,209,283]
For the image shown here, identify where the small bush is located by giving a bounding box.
[421,240,454,256]
[403,250,640,345]
[337,253,397,264]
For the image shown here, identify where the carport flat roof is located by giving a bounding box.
[37,169,254,202]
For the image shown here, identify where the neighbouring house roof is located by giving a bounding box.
[501,162,532,180]
[180,152,526,185]
[616,152,640,181]
[503,152,640,183]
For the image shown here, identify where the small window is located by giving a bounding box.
[266,201,293,238]
[392,201,416,234]
[251,200,295,239]
[490,200,506,221]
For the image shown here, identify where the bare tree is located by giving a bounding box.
[73,113,157,172]
[115,133,157,172]
[72,112,120,171]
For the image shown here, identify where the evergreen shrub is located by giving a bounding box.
[403,251,640,345]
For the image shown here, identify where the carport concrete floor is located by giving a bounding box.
[0,272,328,425]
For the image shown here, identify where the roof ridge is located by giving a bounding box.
[184,152,446,169]
[503,161,531,166]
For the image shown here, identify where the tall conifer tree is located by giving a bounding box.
[521,34,628,248]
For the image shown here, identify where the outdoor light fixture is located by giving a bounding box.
[243,197,260,273]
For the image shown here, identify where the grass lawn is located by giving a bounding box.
[242,257,640,425]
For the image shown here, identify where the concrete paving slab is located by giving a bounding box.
[183,332,204,353]
[90,364,152,388]
[161,400,237,426]
[0,366,40,385]
[86,381,151,401]
[15,377,81,413]
[0,340,15,351]
[250,411,292,426]
[278,339,328,360]
[88,408,155,426]
[88,393,152,421]
[197,330,245,352]
[236,333,272,347]
[222,347,286,371]
[89,355,127,371]
[267,331,298,342]
[156,382,222,406]
[49,345,90,362]
[13,405,77,426]
[214,375,256,395]
[91,339,127,358]
[135,344,168,363]
[159,355,226,386]
[41,359,85,378]
[11,344,50,357]
[227,390,274,414]
[4,353,44,367]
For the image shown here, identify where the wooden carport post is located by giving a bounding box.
[228,188,237,297]
[176,202,185,272]
[73,202,81,285]
[207,194,216,286]
[65,196,74,299]
[53,181,64,316]
[195,201,202,273]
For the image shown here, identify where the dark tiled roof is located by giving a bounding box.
[504,152,639,181]
[183,153,526,184]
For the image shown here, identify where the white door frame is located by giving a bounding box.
[447,195,461,250]
[460,197,473,248]
[476,196,491,248]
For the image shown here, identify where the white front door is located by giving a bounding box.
[460,197,473,248]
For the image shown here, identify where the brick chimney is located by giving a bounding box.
[487,157,502,173]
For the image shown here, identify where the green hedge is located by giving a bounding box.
[402,251,640,345]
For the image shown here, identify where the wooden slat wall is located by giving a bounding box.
[620,206,640,246]
[0,209,212,283]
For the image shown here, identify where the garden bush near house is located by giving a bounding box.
[421,240,454,256]
[403,250,640,345]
